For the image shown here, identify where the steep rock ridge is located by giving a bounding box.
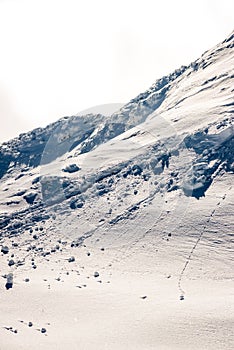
[0,31,233,239]
[1,31,233,182]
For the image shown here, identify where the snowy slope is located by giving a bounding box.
[0,31,233,232]
[0,31,233,350]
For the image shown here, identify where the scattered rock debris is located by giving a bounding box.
[3,326,18,334]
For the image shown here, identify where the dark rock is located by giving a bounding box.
[15,173,24,181]
[23,192,37,205]
[8,259,15,266]
[68,256,75,263]
[12,221,22,229]
[5,273,13,290]
[98,188,109,196]
[94,271,99,278]
[1,246,9,254]
[62,164,80,173]
[70,198,84,210]
[132,165,143,176]
[5,282,13,290]
[128,205,139,213]
[14,189,27,196]
[32,176,41,184]
[31,213,50,222]
[42,252,50,257]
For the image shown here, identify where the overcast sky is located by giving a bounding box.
[0,0,233,142]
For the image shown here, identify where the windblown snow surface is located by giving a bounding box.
[0,32,233,350]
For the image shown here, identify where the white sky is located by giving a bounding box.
[0,0,233,142]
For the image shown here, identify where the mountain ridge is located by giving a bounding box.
[0,30,233,350]
[0,30,233,237]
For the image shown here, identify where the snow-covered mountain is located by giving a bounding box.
[0,31,233,350]
[0,31,233,235]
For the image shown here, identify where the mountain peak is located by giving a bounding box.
[0,30,233,350]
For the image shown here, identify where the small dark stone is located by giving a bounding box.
[5,282,13,290]
[28,322,33,327]
[41,328,47,334]
[68,256,75,263]
[132,165,142,176]
[8,259,15,267]
[1,246,9,254]
[33,234,38,240]
[94,271,99,278]
[23,192,37,205]
[62,164,80,173]
[70,199,84,210]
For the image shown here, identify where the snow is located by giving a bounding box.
[0,31,233,349]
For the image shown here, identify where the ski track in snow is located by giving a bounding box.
[178,185,232,298]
